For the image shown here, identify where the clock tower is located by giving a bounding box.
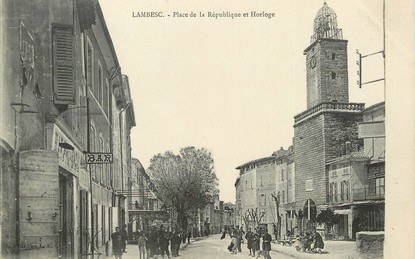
[293,2,365,229]
[304,2,349,109]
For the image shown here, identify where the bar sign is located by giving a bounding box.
[85,153,113,164]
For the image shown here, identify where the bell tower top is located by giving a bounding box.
[311,2,343,43]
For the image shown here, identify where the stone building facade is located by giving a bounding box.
[0,1,136,257]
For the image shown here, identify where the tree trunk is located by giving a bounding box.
[177,209,188,231]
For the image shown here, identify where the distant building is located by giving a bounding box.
[275,146,296,238]
[199,194,230,235]
[236,148,292,237]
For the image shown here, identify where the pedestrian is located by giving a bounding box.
[245,227,254,256]
[121,224,128,253]
[147,227,160,258]
[170,229,181,257]
[252,228,260,258]
[220,229,226,240]
[313,231,324,253]
[158,226,170,258]
[111,227,123,259]
[187,229,191,244]
[230,234,238,254]
[262,229,272,259]
[236,226,243,252]
[182,230,187,244]
[137,232,148,259]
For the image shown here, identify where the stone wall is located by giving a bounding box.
[356,231,384,258]
[305,39,349,108]
[294,114,326,207]
[294,111,363,211]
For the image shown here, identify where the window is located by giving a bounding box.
[90,126,96,151]
[329,182,334,202]
[282,190,285,203]
[98,61,103,104]
[260,175,263,186]
[340,181,345,201]
[375,177,385,196]
[86,38,94,89]
[331,72,336,80]
[345,180,350,201]
[99,137,104,183]
[94,204,98,247]
[259,194,266,206]
[105,78,109,115]
[102,205,106,245]
[281,169,285,181]
[332,53,336,60]
[334,182,338,202]
[305,179,313,191]
[52,24,75,105]
[108,207,112,240]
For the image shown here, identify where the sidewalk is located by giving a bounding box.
[120,236,207,259]
[271,240,359,259]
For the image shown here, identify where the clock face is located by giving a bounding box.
[310,56,316,69]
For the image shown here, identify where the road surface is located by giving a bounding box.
[179,235,294,259]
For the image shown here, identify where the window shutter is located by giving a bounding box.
[53,25,75,105]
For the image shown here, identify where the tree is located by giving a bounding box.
[148,146,218,230]
[271,193,282,240]
[316,208,340,226]
[242,208,266,230]
[316,208,341,238]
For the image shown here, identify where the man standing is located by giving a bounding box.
[111,227,123,259]
[121,224,128,253]
[262,229,272,259]
[187,230,191,244]
[236,226,244,252]
[170,229,181,257]
[245,227,254,256]
[158,226,170,258]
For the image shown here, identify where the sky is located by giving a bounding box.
[99,0,384,203]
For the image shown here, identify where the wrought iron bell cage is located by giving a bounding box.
[311,2,343,43]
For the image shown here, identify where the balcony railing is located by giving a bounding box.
[353,186,385,201]
[294,102,365,124]
[328,186,385,204]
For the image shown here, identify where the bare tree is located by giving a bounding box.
[243,208,266,230]
[271,193,281,240]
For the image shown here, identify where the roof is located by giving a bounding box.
[326,152,370,165]
[363,102,385,113]
[235,156,275,170]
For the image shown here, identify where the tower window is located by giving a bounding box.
[332,53,336,60]
[331,72,336,79]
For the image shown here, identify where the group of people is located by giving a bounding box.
[111,225,129,259]
[113,225,191,259]
[294,230,325,253]
[223,226,272,259]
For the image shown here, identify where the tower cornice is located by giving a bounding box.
[303,38,348,54]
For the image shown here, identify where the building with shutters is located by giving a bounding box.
[325,102,385,240]
[0,0,136,258]
[235,148,292,238]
